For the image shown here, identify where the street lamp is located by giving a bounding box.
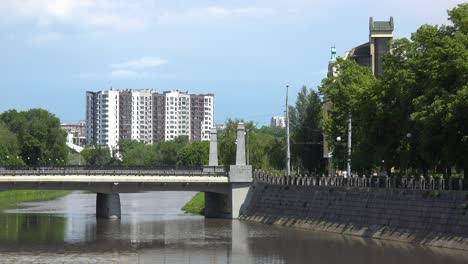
[285,85,291,177]
[334,137,344,176]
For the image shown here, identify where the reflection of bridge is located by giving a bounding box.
[0,124,253,220]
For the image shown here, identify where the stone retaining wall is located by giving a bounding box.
[240,180,468,250]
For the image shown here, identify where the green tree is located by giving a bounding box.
[289,86,324,174]
[81,145,112,166]
[218,119,285,171]
[156,136,189,166]
[178,141,209,166]
[320,59,378,172]
[0,124,24,166]
[0,109,68,165]
[319,4,468,176]
[374,4,468,176]
[119,140,157,166]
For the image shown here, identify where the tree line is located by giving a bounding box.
[320,4,467,177]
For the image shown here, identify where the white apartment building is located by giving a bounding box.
[86,90,120,150]
[164,91,191,141]
[270,116,286,128]
[201,95,214,140]
[86,89,214,149]
[131,90,153,144]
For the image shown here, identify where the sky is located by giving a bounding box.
[0,0,464,126]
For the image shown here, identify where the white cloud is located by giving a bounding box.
[80,56,166,79]
[205,6,275,17]
[111,57,167,69]
[111,69,152,78]
[3,0,148,31]
[1,1,281,35]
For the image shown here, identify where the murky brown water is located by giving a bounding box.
[0,191,467,263]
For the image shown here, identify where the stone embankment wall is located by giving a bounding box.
[240,173,468,250]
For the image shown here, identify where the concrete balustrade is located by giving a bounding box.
[252,170,466,191]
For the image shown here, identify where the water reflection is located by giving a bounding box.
[0,192,467,264]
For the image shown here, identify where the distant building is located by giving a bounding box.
[270,116,286,128]
[86,90,120,149]
[345,17,394,75]
[86,89,214,150]
[322,17,394,173]
[215,124,226,130]
[190,93,214,141]
[61,120,86,146]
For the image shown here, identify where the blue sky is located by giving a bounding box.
[0,0,464,126]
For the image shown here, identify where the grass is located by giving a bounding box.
[0,190,71,210]
[182,192,205,215]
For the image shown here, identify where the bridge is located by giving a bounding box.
[0,124,253,220]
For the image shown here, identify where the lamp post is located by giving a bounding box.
[285,85,291,177]
[347,116,352,177]
[336,136,343,175]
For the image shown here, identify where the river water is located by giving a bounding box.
[0,191,467,263]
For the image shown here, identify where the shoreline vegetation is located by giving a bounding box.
[182,192,205,215]
[0,190,71,210]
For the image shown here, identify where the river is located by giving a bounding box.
[0,191,467,263]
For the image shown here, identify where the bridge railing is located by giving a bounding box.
[0,166,228,177]
[253,170,467,191]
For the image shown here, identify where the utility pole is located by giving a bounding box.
[347,113,352,177]
[246,128,249,165]
[286,85,291,177]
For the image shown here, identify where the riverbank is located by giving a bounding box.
[0,190,71,210]
[181,192,204,215]
[240,181,468,251]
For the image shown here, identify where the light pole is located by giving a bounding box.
[285,85,291,177]
[347,114,352,177]
[336,136,343,174]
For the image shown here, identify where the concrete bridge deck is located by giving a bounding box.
[0,167,230,194]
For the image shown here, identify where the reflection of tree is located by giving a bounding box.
[0,214,66,244]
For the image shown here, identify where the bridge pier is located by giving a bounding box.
[96,193,121,219]
[204,122,253,219]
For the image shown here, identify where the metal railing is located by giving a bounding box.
[254,170,467,191]
[0,166,228,177]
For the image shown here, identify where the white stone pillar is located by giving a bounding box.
[209,128,218,166]
[235,123,246,165]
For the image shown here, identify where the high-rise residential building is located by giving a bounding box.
[191,93,214,141]
[152,93,166,143]
[164,90,191,141]
[86,89,214,149]
[270,116,286,128]
[131,89,153,144]
[118,90,132,142]
[86,90,120,149]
